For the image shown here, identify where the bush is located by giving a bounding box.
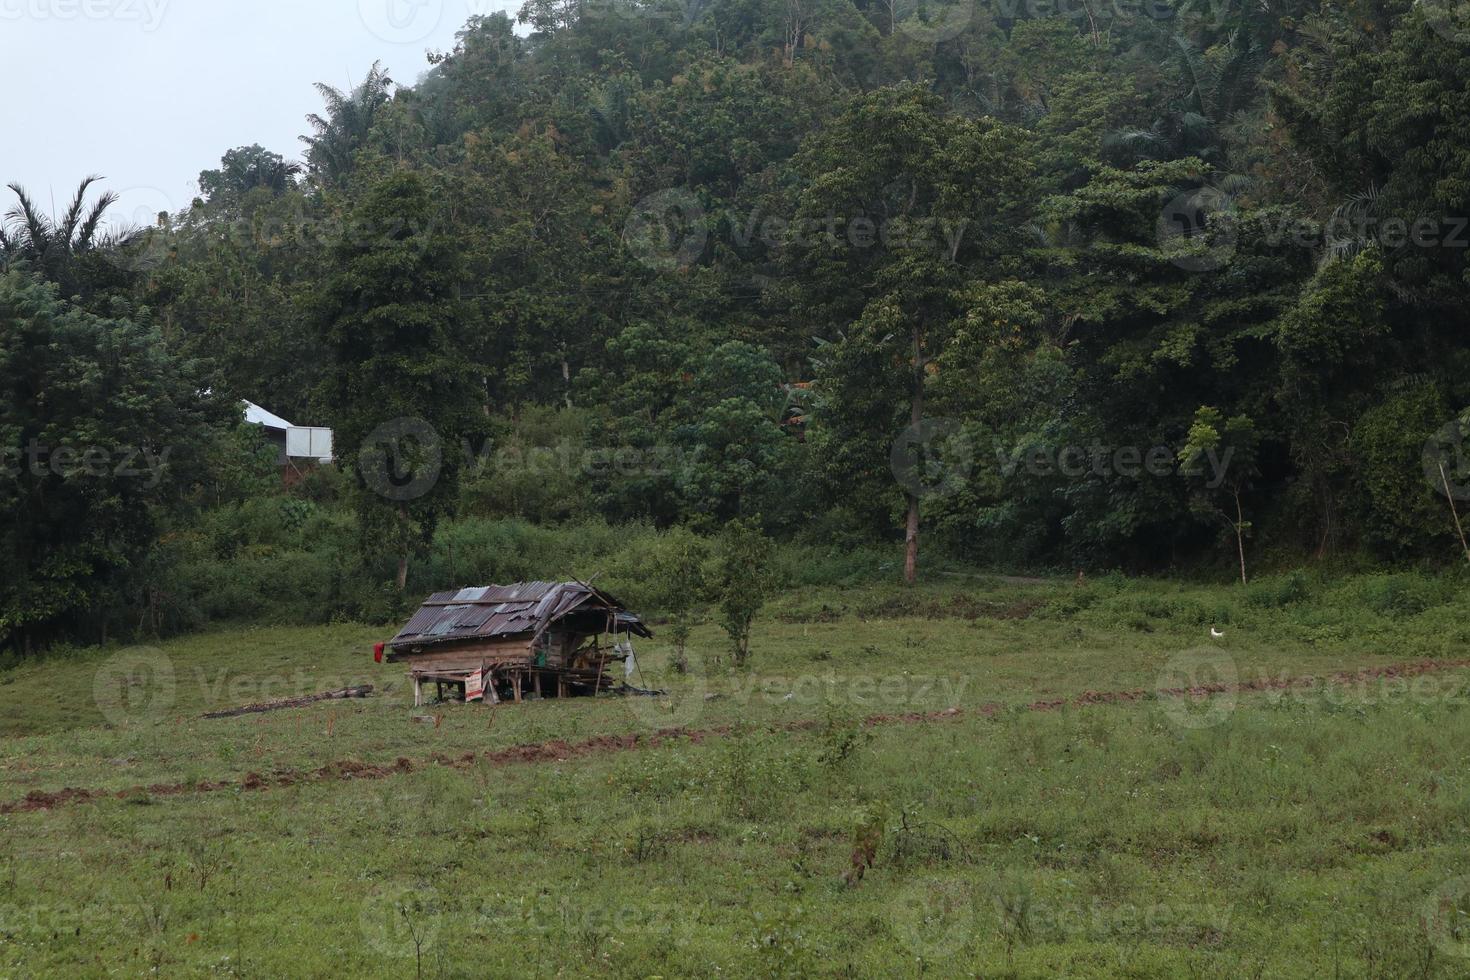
[713,728,812,819]
[1245,571,1312,609]
[1089,591,1213,628]
[458,406,594,524]
[709,521,775,667]
[1350,385,1453,557]
[1349,573,1443,619]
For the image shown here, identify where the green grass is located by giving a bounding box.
[2,571,1470,976]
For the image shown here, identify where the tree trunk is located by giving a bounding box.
[904,337,924,587]
[904,492,919,586]
[396,502,410,592]
[202,685,374,719]
[1234,491,1248,586]
[1440,463,1470,565]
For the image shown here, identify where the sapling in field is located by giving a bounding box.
[647,528,709,673]
[1179,407,1259,585]
[710,520,774,668]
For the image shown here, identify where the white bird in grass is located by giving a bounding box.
[1210,627,1226,639]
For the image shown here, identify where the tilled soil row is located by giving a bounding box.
[6,657,1469,815]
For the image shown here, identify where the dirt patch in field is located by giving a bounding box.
[17,788,96,810]
[5,658,1469,815]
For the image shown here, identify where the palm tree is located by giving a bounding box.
[1103,32,1265,169]
[300,62,395,187]
[589,77,633,153]
[0,176,132,295]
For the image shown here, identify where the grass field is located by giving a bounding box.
[3,570,1470,976]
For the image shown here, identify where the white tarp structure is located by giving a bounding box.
[285,427,334,462]
[242,401,334,463]
[242,400,293,431]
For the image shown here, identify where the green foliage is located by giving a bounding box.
[1350,383,1453,557]
[815,704,873,770]
[300,61,394,188]
[712,726,812,819]
[0,271,230,651]
[785,84,1039,578]
[197,144,301,203]
[642,526,711,671]
[459,405,593,523]
[314,169,486,588]
[8,576,1470,972]
[1340,572,1454,620]
[17,0,1470,655]
[1179,406,1259,582]
[115,3,1465,582]
[0,177,136,303]
[1244,570,1311,609]
[710,519,775,667]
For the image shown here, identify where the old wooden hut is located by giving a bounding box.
[377,581,652,705]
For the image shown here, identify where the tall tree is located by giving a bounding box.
[0,270,228,652]
[315,170,483,591]
[197,145,302,203]
[0,177,134,301]
[789,84,1035,583]
[301,62,395,188]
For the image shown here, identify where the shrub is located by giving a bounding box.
[1350,384,1452,557]
[713,728,812,819]
[1353,573,1440,618]
[709,521,775,667]
[1245,571,1312,609]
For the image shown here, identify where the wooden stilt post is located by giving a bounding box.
[512,672,522,703]
[533,671,542,698]
[413,675,422,707]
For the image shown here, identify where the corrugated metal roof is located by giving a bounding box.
[388,581,652,650]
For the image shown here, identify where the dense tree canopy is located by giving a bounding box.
[6,0,1470,650]
[0,272,230,650]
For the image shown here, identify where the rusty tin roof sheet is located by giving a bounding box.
[389,581,651,650]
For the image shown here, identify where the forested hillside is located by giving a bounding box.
[4,0,1470,651]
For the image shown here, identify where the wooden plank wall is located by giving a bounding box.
[392,631,595,672]
[393,637,534,672]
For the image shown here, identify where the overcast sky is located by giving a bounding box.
[1,0,518,230]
